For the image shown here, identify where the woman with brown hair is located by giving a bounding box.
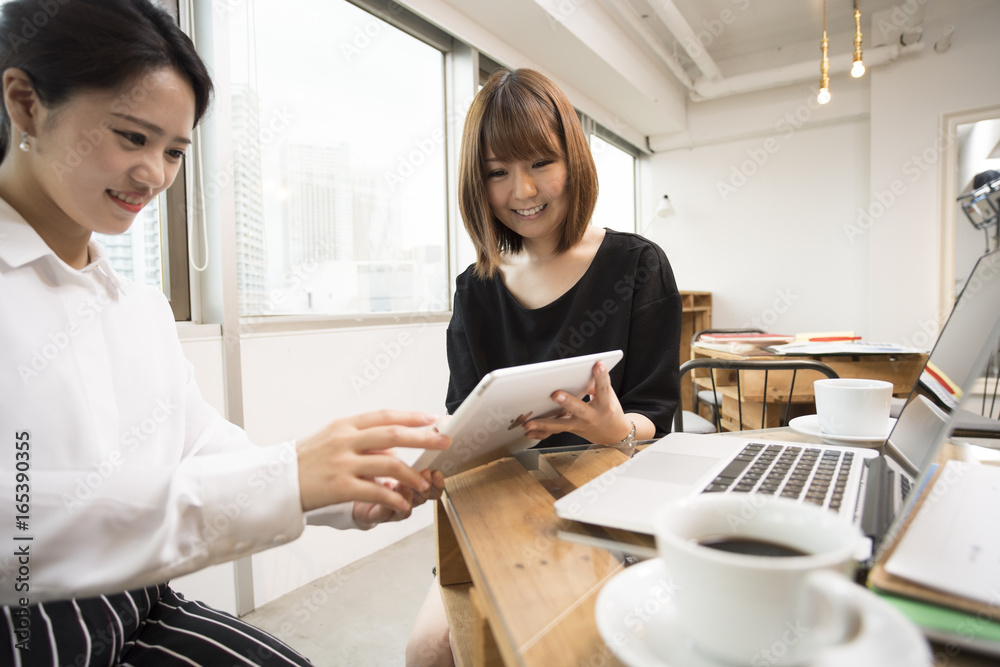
[447,67,681,449]
[407,67,681,666]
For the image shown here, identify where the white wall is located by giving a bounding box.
[644,1,1000,348]
[645,112,871,336]
[869,2,1000,342]
[171,322,449,611]
[172,329,239,615]
[240,323,449,606]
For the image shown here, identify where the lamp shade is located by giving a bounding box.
[655,195,675,218]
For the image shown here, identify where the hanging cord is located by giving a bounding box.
[188,122,209,272]
[185,0,209,272]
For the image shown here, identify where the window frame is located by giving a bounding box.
[164,161,192,321]
[185,3,645,329]
[216,0,457,330]
[156,0,191,322]
[580,111,642,233]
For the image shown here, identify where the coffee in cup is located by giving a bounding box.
[814,378,893,437]
[654,494,865,666]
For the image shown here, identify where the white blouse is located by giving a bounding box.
[0,201,354,605]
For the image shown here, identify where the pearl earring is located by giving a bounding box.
[18,130,29,152]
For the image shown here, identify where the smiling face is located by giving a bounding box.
[483,136,571,247]
[27,67,195,238]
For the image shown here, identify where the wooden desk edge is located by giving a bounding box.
[436,493,515,666]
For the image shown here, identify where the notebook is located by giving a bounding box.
[554,249,1000,547]
[414,349,623,477]
[882,460,1000,607]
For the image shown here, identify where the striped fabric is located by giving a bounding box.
[1,585,311,666]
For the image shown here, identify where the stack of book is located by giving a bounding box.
[693,332,796,355]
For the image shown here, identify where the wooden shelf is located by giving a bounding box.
[679,291,712,413]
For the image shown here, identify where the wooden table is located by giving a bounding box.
[689,346,928,431]
[435,444,650,667]
[436,434,817,666]
[434,431,997,667]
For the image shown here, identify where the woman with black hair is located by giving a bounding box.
[0,1,447,664]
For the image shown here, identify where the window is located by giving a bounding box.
[95,0,191,321]
[589,130,638,233]
[226,0,451,318]
[94,197,167,287]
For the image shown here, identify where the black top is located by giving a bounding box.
[446,229,682,447]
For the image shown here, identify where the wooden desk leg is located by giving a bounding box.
[470,585,504,667]
[435,497,471,585]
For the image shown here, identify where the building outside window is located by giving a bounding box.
[94,200,165,287]
[227,0,449,319]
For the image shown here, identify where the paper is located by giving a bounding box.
[884,461,1000,606]
[767,341,925,356]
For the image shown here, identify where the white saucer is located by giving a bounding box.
[594,558,931,667]
[788,415,896,448]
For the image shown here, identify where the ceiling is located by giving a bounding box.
[620,0,911,81]
[438,0,942,139]
[604,0,936,109]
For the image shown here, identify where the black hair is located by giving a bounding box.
[0,0,213,158]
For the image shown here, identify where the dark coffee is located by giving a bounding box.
[697,536,808,557]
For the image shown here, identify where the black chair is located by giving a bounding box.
[949,348,1000,438]
[687,328,765,428]
[675,358,840,433]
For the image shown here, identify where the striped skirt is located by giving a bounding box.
[1,584,311,666]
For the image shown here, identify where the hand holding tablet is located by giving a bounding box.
[413,350,624,477]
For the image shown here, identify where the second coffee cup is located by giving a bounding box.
[813,378,893,437]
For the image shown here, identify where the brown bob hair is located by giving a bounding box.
[459,68,598,279]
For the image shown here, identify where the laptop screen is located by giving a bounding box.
[887,250,1000,469]
[877,249,1000,539]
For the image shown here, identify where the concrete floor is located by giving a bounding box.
[241,525,435,666]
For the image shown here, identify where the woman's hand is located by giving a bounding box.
[352,469,446,527]
[522,361,636,445]
[295,411,450,514]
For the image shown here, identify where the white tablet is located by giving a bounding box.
[414,349,624,477]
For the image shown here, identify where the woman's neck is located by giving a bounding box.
[0,157,91,269]
[518,231,562,263]
[499,225,606,309]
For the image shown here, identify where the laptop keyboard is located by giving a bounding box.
[700,443,856,513]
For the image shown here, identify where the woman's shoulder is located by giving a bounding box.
[456,262,486,287]
[454,262,502,298]
[598,228,668,262]
[597,228,678,296]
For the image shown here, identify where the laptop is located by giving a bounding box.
[555,249,1000,550]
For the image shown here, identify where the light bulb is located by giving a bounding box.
[818,27,830,106]
[851,6,864,78]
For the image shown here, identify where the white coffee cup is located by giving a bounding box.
[814,378,893,437]
[653,495,865,666]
